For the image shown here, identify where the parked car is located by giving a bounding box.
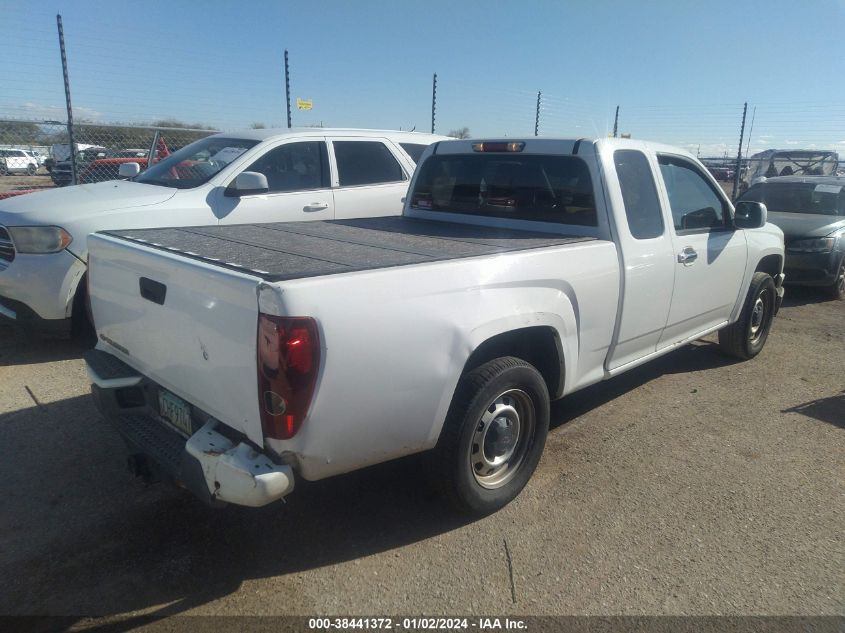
[0,128,447,333]
[0,149,39,175]
[738,175,844,299]
[49,146,109,186]
[84,137,785,514]
[78,155,150,184]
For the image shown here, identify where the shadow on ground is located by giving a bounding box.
[550,340,738,429]
[0,325,92,367]
[783,391,845,429]
[0,339,751,631]
[780,285,838,308]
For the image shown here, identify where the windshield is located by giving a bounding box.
[739,181,845,216]
[136,136,259,189]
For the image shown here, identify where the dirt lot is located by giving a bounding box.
[0,288,842,626]
[0,171,55,196]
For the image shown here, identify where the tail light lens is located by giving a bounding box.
[257,314,320,440]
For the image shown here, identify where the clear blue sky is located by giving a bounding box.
[1,0,843,156]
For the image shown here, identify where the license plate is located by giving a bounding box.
[158,389,193,436]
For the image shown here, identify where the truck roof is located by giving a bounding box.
[102,217,593,282]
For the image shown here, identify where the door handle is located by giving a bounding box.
[677,246,698,265]
[303,202,329,212]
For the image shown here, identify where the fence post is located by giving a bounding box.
[56,14,78,185]
[284,50,292,129]
[534,91,541,137]
[732,102,748,199]
[147,130,160,170]
[431,73,437,134]
[613,105,619,138]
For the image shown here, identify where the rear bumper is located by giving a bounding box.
[87,350,294,508]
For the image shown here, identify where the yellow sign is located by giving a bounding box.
[296,98,313,111]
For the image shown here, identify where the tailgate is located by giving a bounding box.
[88,232,265,446]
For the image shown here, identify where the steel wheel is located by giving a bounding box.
[468,388,535,489]
[748,290,768,343]
[835,261,845,297]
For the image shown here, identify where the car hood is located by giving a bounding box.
[0,180,177,226]
[767,211,845,241]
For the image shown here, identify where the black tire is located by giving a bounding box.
[718,272,776,360]
[432,356,549,515]
[26,164,37,176]
[822,256,845,301]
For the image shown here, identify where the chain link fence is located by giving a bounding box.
[0,119,216,199]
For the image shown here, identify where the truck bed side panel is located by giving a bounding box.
[266,239,620,480]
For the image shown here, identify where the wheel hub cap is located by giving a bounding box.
[749,291,768,342]
[469,389,535,489]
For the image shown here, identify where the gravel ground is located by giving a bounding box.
[0,287,842,626]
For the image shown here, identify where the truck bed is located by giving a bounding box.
[102,217,594,282]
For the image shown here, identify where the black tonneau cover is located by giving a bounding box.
[102,217,593,282]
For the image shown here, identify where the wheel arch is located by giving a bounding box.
[754,253,783,278]
[461,325,565,400]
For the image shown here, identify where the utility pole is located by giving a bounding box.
[56,14,78,185]
[284,49,292,129]
[431,73,437,134]
[612,105,619,138]
[732,102,748,200]
[534,91,541,136]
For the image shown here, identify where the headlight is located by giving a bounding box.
[7,226,73,254]
[787,237,834,253]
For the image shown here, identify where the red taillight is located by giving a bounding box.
[257,314,321,440]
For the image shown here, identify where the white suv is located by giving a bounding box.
[0,128,447,333]
[0,149,39,175]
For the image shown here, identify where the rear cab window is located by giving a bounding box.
[410,153,597,226]
[614,150,664,239]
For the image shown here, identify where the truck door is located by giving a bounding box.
[605,148,677,370]
[654,154,747,348]
[215,138,335,224]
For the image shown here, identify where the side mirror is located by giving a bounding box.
[118,162,141,178]
[734,201,767,229]
[227,171,269,196]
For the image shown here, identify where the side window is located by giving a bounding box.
[614,150,664,239]
[334,141,405,187]
[243,141,328,193]
[399,143,429,164]
[658,155,729,232]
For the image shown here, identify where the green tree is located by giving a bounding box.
[0,121,43,145]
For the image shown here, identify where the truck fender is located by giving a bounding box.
[731,246,784,322]
[426,305,577,448]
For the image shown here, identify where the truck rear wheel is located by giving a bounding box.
[718,272,776,360]
[433,356,549,515]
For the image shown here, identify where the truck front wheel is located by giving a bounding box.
[718,272,776,360]
[433,356,549,515]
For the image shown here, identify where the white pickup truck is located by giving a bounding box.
[85,138,785,515]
